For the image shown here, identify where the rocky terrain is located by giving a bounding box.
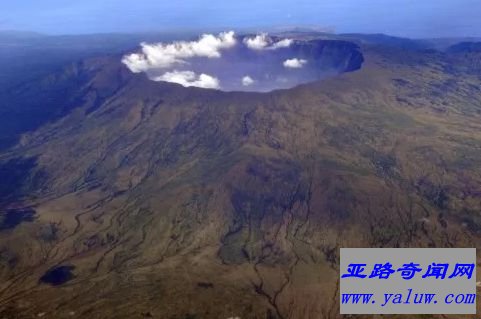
[0,33,481,318]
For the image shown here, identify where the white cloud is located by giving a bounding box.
[243,33,292,50]
[122,31,236,73]
[283,58,307,68]
[241,76,254,86]
[243,33,270,50]
[270,38,293,49]
[153,70,220,89]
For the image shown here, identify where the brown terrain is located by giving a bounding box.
[0,34,481,318]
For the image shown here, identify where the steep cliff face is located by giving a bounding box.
[0,38,481,318]
[293,39,364,72]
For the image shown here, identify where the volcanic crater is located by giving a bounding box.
[122,32,364,92]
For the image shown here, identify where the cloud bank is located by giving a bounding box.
[283,58,308,68]
[122,31,236,73]
[153,71,220,89]
[243,33,293,50]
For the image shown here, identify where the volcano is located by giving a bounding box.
[0,31,481,318]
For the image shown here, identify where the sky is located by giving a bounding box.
[2,0,481,38]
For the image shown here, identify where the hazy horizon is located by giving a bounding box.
[2,0,481,38]
[2,28,481,41]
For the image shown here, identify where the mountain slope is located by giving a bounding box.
[1,38,481,318]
